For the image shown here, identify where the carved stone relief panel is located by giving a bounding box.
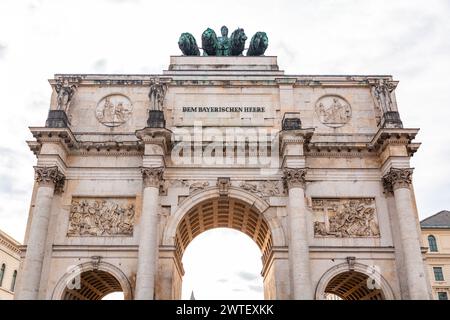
[312,198,380,237]
[95,94,133,127]
[67,197,135,236]
[315,95,352,128]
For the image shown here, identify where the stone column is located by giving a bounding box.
[135,167,164,300]
[15,166,65,300]
[283,168,314,300]
[383,168,430,299]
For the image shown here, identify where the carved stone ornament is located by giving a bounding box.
[67,198,135,236]
[239,180,284,198]
[315,95,352,128]
[382,168,413,193]
[95,94,133,127]
[283,168,307,189]
[189,181,210,193]
[148,78,168,112]
[55,78,77,112]
[34,166,65,193]
[312,198,380,238]
[142,167,164,188]
[217,177,231,196]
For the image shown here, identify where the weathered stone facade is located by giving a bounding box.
[15,56,431,300]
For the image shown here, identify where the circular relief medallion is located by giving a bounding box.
[315,95,352,128]
[95,94,133,127]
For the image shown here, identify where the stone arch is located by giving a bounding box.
[157,186,288,299]
[315,262,395,300]
[52,261,132,300]
[162,186,286,248]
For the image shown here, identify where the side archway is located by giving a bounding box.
[52,261,132,300]
[315,262,395,300]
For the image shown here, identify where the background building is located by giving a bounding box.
[0,230,20,300]
[421,210,450,300]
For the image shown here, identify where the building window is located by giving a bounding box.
[10,270,17,292]
[433,267,444,281]
[0,263,5,287]
[438,292,448,300]
[428,235,438,252]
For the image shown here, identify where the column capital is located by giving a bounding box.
[283,168,307,189]
[34,166,65,193]
[141,167,164,188]
[382,167,413,193]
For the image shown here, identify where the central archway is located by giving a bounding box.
[175,197,273,265]
[157,187,288,300]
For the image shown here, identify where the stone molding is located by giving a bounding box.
[283,168,307,189]
[382,168,413,193]
[142,167,165,188]
[34,166,65,193]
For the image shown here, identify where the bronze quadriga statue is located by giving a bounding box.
[178,25,268,57]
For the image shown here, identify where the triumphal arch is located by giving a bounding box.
[15,27,431,300]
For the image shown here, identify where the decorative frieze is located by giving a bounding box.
[142,167,164,188]
[34,166,65,193]
[67,198,135,236]
[283,168,307,189]
[382,168,413,193]
[312,198,380,238]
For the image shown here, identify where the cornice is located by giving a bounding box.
[0,236,21,256]
[368,128,420,154]
[28,127,145,157]
[47,74,397,88]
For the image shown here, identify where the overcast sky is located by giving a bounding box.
[0,0,449,300]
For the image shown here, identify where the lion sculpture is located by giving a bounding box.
[230,28,247,56]
[201,28,218,56]
[178,32,200,56]
[247,31,268,56]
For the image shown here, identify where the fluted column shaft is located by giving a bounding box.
[383,168,430,299]
[284,168,314,300]
[16,166,64,300]
[135,167,163,300]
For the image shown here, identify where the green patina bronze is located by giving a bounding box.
[217,26,231,56]
[230,28,247,56]
[247,31,268,56]
[201,28,218,56]
[178,32,200,56]
[179,26,268,56]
